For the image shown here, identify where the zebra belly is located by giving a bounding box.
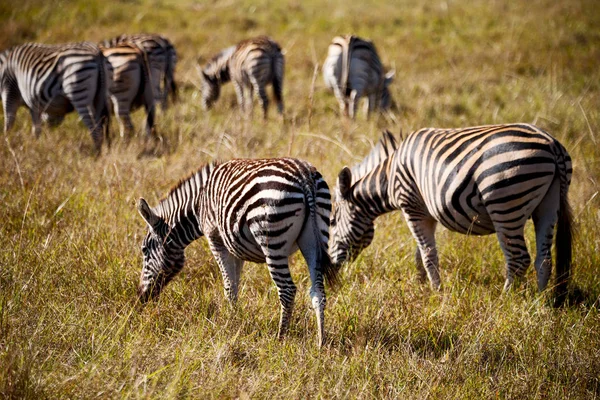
[44,94,74,117]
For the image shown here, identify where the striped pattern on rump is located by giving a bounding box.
[137,158,337,346]
[323,35,394,119]
[101,43,155,138]
[103,33,177,109]
[330,124,573,305]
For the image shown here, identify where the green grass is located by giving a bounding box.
[1,0,600,398]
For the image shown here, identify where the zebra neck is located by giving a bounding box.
[352,157,396,218]
[204,48,234,83]
[155,169,211,248]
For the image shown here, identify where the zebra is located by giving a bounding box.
[329,124,573,305]
[0,42,110,152]
[200,36,284,119]
[103,33,177,110]
[136,158,337,346]
[100,43,155,138]
[323,35,395,119]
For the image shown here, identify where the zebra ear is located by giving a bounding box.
[337,167,353,199]
[384,69,395,85]
[137,198,162,232]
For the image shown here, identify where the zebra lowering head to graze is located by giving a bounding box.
[330,124,573,306]
[100,43,155,139]
[199,36,284,119]
[0,42,110,152]
[103,33,178,110]
[136,158,337,346]
[323,35,395,119]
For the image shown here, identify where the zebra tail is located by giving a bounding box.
[554,155,573,307]
[309,170,339,288]
[167,48,177,103]
[271,50,284,109]
[97,52,111,149]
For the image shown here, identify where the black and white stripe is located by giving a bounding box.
[330,124,573,305]
[101,43,155,138]
[200,36,284,118]
[103,33,177,110]
[137,158,337,345]
[0,42,110,151]
[323,35,394,119]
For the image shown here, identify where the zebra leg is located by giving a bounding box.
[297,226,327,347]
[405,217,441,290]
[494,226,531,291]
[2,96,19,133]
[266,256,296,340]
[144,102,156,138]
[29,108,42,137]
[233,81,246,115]
[209,239,244,303]
[252,80,269,119]
[349,89,360,120]
[532,177,560,291]
[75,105,103,152]
[415,247,428,283]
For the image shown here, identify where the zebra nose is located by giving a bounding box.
[137,285,151,304]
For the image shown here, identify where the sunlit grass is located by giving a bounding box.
[1,0,599,398]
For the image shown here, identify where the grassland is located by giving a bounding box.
[1,0,600,398]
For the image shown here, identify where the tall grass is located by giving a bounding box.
[1,0,599,398]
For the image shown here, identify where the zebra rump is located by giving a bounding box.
[0,41,110,152]
[200,36,284,118]
[101,43,156,138]
[137,157,337,346]
[102,33,178,110]
[323,35,394,119]
[330,124,573,305]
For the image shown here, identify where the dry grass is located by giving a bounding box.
[1,0,600,398]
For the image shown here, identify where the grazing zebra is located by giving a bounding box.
[200,36,284,118]
[137,158,337,345]
[101,43,155,138]
[103,33,177,110]
[0,42,110,151]
[330,124,573,305]
[323,35,395,119]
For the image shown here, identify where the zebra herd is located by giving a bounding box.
[0,33,574,346]
[0,33,176,152]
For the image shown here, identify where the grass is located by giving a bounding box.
[1,0,600,398]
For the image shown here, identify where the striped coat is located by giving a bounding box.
[0,42,110,151]
[101,43,155,138]
[103,33,177,110]
[323,35,394,119]
[330,124,573,305]
[137,158,337,345]
[200,36,284,118]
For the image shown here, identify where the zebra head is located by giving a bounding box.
[380,70,395,110]
[200,70,220,110]
[329,167,376,265]
[137,198,185,303]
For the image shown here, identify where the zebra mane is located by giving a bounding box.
[350,130,398,185]
[202,45,236,82]
[154,161,222,220]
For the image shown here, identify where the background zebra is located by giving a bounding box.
[137,158,337,346]
[330,124,573,305]
[0,42,110,152]
[103,33,177,110]
[101,43,155,139]
[322,35,395,119]
[200,36,284,119]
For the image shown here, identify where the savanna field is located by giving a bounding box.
[1,0,600,398]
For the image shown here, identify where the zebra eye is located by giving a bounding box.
[330,218,337,227]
